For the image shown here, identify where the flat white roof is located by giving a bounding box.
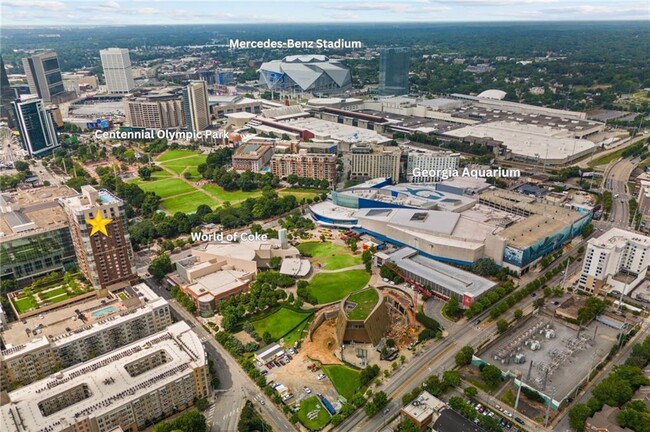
[283,117,392,144]
[1,322,205,432]
[387,248,496,297]
[445,120,596,160]
[279,258,311,277]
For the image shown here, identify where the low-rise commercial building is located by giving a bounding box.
[175,238,305,316]
[0,284,172,390]
[231,142,274,172]
[384,247,497,307]
[577,228,650,296]
[400,391,446,431]
[0,321,209,432]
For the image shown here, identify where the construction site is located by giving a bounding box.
[301,284,421,368]
[478,314,619,406]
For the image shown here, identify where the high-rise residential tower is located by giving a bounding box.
[11,97,60,157]
[379,47,410,96]
[61,186,137,289]
[21,51,66,103]
[100,48,136,94]
[182,80,210,131]
[1,56,16,127]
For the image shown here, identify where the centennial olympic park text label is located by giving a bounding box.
[229,39,363,49]
[190,231,268,242]
[411,167,521,180]
[94,130,228,141]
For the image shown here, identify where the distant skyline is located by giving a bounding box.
[1,0,648,27]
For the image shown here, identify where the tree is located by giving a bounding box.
[443,370,461,387]
[399,418,420,432]
[464,386,478,399]
[446,297,461,316]
[262,331,273,344]
[238,400,271,432]
[581,223,594,239]
[148,255,173,281]
[472,257,498,276]
[455,346,475,367]
[497,319,510,334]
[138,166,152,180]
[514,309,523,320]
[269,256,282,270]
[13,161,30,172]
[153,410,206,432]
[592,375,633,407]
[569,403,592,432]
[195,398,209,411]
[481,365,503,390]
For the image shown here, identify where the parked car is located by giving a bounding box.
[304,386,312,394]
[514,417,525,425]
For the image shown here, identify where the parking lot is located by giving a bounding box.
[259,346,342,413]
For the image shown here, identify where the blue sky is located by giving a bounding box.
[1,0,647,26]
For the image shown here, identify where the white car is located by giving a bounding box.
[317,374,326,380]
[304,386,312,394]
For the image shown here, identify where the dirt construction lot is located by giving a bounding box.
[300,318,342,365]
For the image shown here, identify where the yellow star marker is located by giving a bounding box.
[86,209,112,236]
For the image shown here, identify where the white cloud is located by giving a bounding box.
[3,0,66,11]
[432,0,558,5]
[540,3,648,15]
[319,2,449,14]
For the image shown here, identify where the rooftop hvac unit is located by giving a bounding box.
[529,340,541,351]
[514,353,526,364]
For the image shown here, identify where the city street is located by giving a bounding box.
[601,157,638,228]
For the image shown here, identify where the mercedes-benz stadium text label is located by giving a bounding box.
[229,39,362,49]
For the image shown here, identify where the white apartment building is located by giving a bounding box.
[577,228,650,295]
[0,321,209,432]
[405,147,461,182]
[0,284,172,390]
[100,48,136,94]
[349,144,402,182]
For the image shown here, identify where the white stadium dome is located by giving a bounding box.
[477,89,507,100]
[258,55,352,95]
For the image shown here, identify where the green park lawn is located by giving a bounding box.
[160,155,207,173]
[322,365,362,400]
[39,287,68,300]
[155,149,202,162]
[297,396,331,431]
[306,270,370,304]
[251,307,312,341]
[345,289,379,320]
[279,188,323,200]
[298,241,361,270]
[283,315,313,345]
[161,191,218,214]
[151,170,173,179]
[202,184,262,203]
[12,295,38,313]
[136,178,196,198]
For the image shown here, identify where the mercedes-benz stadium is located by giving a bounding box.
[258,55,352,95]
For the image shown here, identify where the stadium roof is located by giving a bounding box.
[478,89,507,100]
[259,55,351,94]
